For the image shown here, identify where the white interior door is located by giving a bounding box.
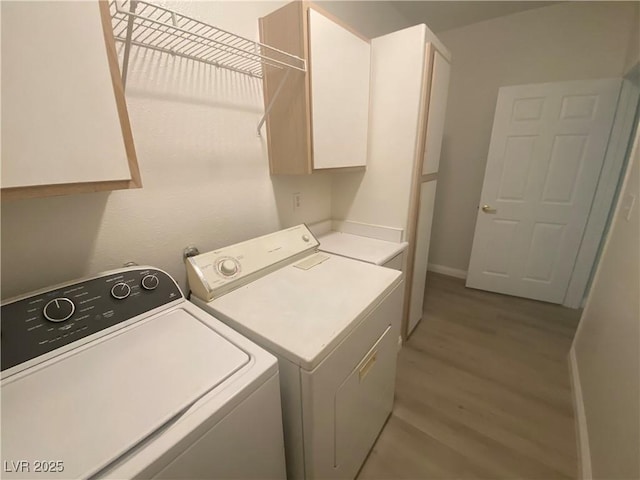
[466,78,621,303]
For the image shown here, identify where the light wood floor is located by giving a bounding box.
[358,272,582,479]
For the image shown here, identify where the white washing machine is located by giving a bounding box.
[1,266,286,479]
[186,225,403,479]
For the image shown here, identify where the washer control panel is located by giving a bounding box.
[1,267,182,373]
[186,224,319,302]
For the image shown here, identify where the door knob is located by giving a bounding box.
[481,204,496,213]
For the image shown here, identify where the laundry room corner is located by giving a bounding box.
[0,0,412,300]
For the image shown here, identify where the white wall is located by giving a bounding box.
[571,123,639,479]
[0,1,401,299]
[317,0,410,39]
[429,1,639,272]
[624,6,640,73]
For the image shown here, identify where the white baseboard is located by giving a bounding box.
[569,347,592,479]
[427,263,467,279]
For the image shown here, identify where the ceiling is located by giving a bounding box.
[387,1,559,33]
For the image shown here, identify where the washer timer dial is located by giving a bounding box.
[141,274,160,290]
[111,282,131,300]
[217,258,240,277]
[43,298,75,322]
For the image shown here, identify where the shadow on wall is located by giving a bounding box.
[120,45,272,190]
[122,46,264,113]
[330,170,366,221]
[1,193,111,300]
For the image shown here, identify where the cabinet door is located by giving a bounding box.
[422,51,450,175]
[408,180,437,335]
[1,1,140,198]
[308,8,370,170]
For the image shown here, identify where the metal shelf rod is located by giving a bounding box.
[112,1,306,75]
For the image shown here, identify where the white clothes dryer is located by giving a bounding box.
[1,266,286,479]
[186,225,403,480]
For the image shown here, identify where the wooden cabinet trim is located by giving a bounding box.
[260,1,313,175]
[401,43,435,341]
[98,0,142,189]
[314,166,365,174]
[420,173,438,183]
[1,180,134,201]
[302,2,314,173]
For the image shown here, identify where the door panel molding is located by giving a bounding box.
[467,78,622,304]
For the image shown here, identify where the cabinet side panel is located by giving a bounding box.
[260,2,311,175]
[98,0,141,188]
[422,51,451,175]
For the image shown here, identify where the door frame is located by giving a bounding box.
[564,74,640,308]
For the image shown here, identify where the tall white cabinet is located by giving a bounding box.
[332,25,451,338]
[407,48,451,335]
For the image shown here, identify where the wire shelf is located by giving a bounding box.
[109,0,306,80]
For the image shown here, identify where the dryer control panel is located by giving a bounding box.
[1,267,182,376]
[187,224,319,302]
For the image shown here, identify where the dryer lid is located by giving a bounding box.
[318,231,408,265]
[207,254,402,370]
[1,309,249,479]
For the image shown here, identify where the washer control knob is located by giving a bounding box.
[43,298,75,323]
[302,234,310,242]
[219,259,238,277]
[141,274,159,290]
[111,282,131,300]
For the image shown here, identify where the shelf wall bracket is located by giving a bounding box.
[257,68,292,137]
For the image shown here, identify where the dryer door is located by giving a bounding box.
[300,282,402,479]
[334,326,396,475]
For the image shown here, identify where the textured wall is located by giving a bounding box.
[1,1,404,299]
[572,124,639,479]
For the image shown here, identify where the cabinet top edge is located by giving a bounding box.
[259,1,370,44]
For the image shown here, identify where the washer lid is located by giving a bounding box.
[1,309,249,479]
[208,254,402,370]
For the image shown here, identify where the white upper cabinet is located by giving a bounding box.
[260,2,371,175]
[308,9,370,170]
[1,1,140,200]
